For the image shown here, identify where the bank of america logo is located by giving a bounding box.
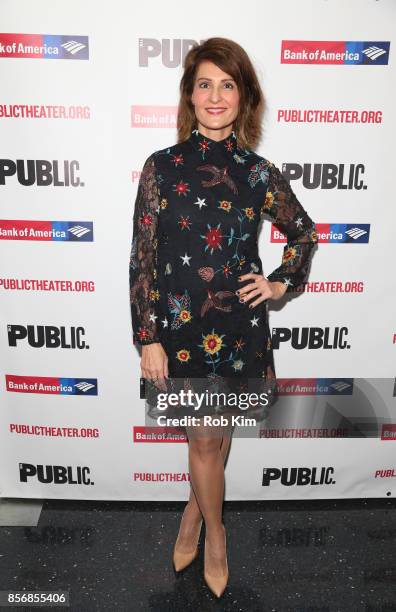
[66,377,97,395]
[0,34,89,60]
[74,381,96,393]
[5,374,98,395]
[281,40,389,65]
[68,225,91,238]
[345,227,367,240]
[330,380,352,393]
[61,40,87,55]
[362,46,387,61]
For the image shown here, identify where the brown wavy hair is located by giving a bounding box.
[177,37,265,150]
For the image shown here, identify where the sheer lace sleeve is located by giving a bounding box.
[261,161,318,293]
[129,154,161,345]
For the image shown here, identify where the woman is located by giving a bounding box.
[129,37,318,598]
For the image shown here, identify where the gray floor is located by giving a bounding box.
[0,498,43,527]
[0,497,395,611]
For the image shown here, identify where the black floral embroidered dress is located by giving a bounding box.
[129,129,318,412]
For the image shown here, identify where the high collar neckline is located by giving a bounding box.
[188,128,239,156]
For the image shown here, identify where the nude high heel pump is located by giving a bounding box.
[173,518,203,572]
[204,526,229,598]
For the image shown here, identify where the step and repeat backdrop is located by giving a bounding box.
[1,0,395,500]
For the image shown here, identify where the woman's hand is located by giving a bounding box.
[141,343,169,391]
[236,273,288,305]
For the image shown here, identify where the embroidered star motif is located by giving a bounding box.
[180,253,192,266]
[149,312,158,323]
[283,278,293,287]
[194,197,207,209]
[250,316,260,327]
[295,217,303,228]
[161,318,168,328]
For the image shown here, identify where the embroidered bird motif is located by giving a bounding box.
[196,164,239,195]
[200,289,235,317]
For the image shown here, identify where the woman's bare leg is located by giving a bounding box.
[175,423,232,554]
[186,426,232,517]
[175,421,232,576]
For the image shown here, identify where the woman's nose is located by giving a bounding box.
[209,87,222,103]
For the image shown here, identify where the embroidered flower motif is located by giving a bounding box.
[160,197,168,209]
[243,207,255,221]
[262,191,274,212]
[140,213,153,227]
[282,246,298,264]
[171,153,184,167]
[173,180,190,196]
[224,138,234,152]
[221,261,233,278]
[179,309,192,323]
[201,223,223,254]
[168,290,193,330]
[149,289,160,301]
[218,200,232,212]
[248,160,270,188]
[176,349,191,362]
[199,330,225,355]
[137,326,150,342]
[234,337,245,351]
[178,216,192,230]
[232,359,244,371]
[198,139,211,158]
[233,153,247,165]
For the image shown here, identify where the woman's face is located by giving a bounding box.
[191,60,240,133]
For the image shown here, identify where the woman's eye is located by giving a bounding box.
[197,81,234,89]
